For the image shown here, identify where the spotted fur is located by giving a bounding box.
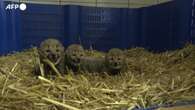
[105,48,127,74]
[65,44,85,72]
[34,38,65,77]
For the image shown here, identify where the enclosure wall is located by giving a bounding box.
[0,0,193,54]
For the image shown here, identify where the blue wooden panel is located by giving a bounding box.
[79,6,126,51]
[0,0,193,54]
[140,2,174,52]
[0,1,21,54]
[172,0,193,47]
[20,3,67,49]
[0,1,4,54]
[67,5,80,45]
[127,8,142,47]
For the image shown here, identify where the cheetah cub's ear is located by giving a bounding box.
[105,48,127,75]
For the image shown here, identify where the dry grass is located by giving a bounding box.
[0,45,195,110]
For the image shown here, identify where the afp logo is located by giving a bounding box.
[5,3,27,11]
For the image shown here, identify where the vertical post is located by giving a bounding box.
[68,6,80,44]
[191,0,195,43]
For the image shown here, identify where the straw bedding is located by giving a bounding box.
[0,45,195,110]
